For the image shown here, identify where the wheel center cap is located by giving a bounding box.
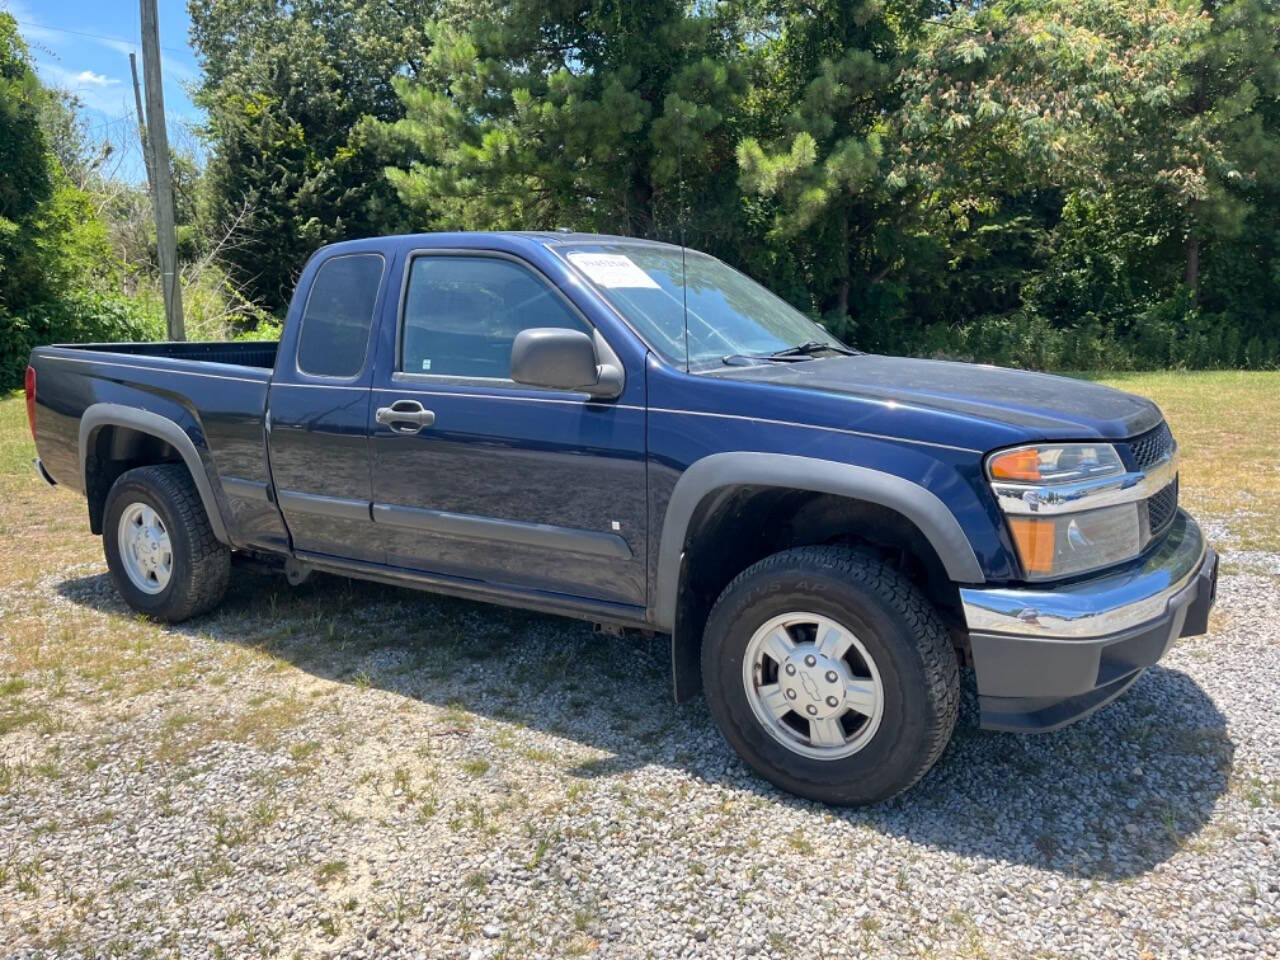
[781,645,847,719]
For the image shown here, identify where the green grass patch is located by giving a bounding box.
[0,390,34,481]
[1091,372,1280,552]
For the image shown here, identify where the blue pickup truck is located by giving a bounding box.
[26,231,1217,804]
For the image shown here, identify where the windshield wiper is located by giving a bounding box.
[770,340,857,358]
[721,341,857,366]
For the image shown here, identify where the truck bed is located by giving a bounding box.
[27,340,282,553]
[48,340,279,369]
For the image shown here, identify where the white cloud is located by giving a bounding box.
[72,69,117,88]
[37,62,131,114]
[3,1,196,81]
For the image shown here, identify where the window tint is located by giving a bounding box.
[400,256,590,379]
[296,254,384,377]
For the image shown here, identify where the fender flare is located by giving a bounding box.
[79,403,231,544]
[653,452,985,631]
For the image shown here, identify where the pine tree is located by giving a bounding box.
[190,0,440,310]
[733,0,911,328]
[368,0,747,251]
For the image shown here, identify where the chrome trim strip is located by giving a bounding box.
[960,510,1206,639]
[371,503,632,560]
[991,450,1178,516]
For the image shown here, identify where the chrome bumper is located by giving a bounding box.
[960,510,1217,732]
[960,510,1206,639]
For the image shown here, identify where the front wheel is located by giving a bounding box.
[103,464,230,622]
[701,546,959,805]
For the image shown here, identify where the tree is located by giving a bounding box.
[369,0,748,254]
[0,14,114,315]
[895,0,1280,354]
[190,0,440,310]
[1178,0,1280,307]
[732,0,943,330]
[0,15,157,386]
[0,12,55,313]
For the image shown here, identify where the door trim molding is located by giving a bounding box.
[278,490,372,522]
[223,477,271,502]
[371,502,632,560]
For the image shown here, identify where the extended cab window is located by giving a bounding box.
[400,255,590,379]
[296,253,384,378]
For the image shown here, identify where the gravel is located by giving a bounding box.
[0,551,1277,958]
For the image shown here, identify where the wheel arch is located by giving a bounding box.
[79,403,231,544]
[654,453,984,702]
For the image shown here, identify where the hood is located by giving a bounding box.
[712,354,1163,440]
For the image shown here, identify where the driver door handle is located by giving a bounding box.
[376,399,436,434]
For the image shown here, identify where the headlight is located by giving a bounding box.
[987,443,1142,580]
[988,443,1125,484]
[1005,503,1141,579]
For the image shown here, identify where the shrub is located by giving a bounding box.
[0,291,162,387]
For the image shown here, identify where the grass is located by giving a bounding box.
[0,389,34,478]
[461,757,491,777]
[1092,371,1280,552]
[316,860,348,884]
[0,374,1274,954]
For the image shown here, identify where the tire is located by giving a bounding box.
[103,464,231,623]
[701,546,959,805]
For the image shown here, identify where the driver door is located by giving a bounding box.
[368,250,647,608]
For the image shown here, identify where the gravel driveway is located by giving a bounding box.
[1,530,1277,959]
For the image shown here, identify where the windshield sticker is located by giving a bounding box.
[567,253,661,289]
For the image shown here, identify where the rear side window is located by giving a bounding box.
[296,253,384,377]
[400,255,590,379]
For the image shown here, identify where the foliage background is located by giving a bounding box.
[2,0,1278,386]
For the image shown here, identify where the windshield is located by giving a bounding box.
[555,242,846,369]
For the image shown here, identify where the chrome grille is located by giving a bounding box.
[1127,422,1175,470]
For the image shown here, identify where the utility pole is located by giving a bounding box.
[128,54,155,201]
[139,0,185,340]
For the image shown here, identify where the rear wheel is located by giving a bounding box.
[103,464,230,622]
[701,546,959,805]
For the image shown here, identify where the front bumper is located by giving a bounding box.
[960,510,1216,732]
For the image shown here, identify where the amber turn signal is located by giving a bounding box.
[1006,516,1056,575]
[988,447,1043,482]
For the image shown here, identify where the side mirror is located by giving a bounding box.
[510,328,623,399]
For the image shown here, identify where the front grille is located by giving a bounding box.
[1123,421,1179,544]
[1145,475,1179,538]
[1126,421,1175,470]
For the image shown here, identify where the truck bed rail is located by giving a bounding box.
[47,340,279,369]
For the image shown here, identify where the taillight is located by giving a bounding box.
[24,365,36,440]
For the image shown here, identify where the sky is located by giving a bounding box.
[5,0,204,183]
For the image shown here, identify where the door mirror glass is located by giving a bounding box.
[510,328,622,398]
